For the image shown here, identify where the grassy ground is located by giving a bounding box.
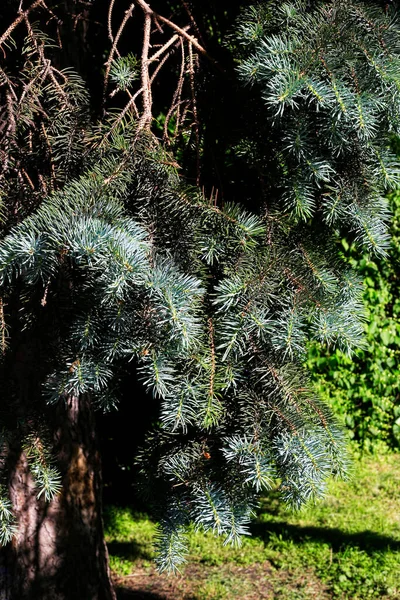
[104,451,400,599]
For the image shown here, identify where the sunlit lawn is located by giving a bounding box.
[105,451,400,599]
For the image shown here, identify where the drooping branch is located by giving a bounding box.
[163,38,186,143]
[107,0,117,43]
[188,41,200,184]
[0,0,43,48]
[134,0,217,67]
[102,0,216,156]
[180,0,205,45]
[138,1,152,129]
[149,30,184,64]
[103,3,135,99]
[0,298,7,355]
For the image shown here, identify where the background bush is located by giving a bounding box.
[307,193,400,450]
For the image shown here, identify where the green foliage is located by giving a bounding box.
[236,0,400,253]
[109,54,139,92]
[0,114,352,569]
[108,555,132,578]
[22,431,63,501]
[307,192,400,450]
[0,485,17,546]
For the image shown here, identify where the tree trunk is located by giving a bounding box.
[0,394,116,600]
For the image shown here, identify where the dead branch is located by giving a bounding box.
[47,68,70,103]
[138,4,153,129]
[164,38,186,143]
[107,0,117,42]
[174,38,186,129]
[164,99,188,143]
[18,59,51,107]
[0,68,18,101]
[21,168,35,190]
[149,30,183,64]
[189,42,200,184]
[181,0,205,45]
[104,4,135,98]
[0,298,8,356]
[40,122,56,190]
[6,91,16,138]
[101,0,214,154]
[135,0,219,69]
[0,0,43,48]
[107,35,179,136]
[23,16,70,104]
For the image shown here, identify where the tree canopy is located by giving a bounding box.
[0,0,399,581]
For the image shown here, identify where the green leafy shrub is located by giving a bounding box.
[307,193,400,450]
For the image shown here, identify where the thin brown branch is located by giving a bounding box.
[47,68,70,103]
[148,27,189,64]
[40,122,56,190]
[134,0,219,69]
[19,59,51,107]
[174,39,186,131]
[24,14,69,105]
[138,5,153,129]
[164,38,186,143]
[0,68,18,101]
[104,38,177,141]
[208,317,216,400]
[24,13,71,106]
[181,0,205,45]
[38,173,47,195]
[189,42,200,184]
[103,4,135,98]
[21,168,35,190]
[40,278,51,306]
[149,33,179,63]
[107,0,117,43]
[179,101,190,132]
[157,14,216,66]
[163,99,188,143]
[0,0,43,48]
[0,298,8,356]
[150,48,171,83]
[40,0,62,32]
[6,91,16,138]
[152,16,164,34]
[102,91,141,143]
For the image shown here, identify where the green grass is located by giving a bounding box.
[105,451,400,599]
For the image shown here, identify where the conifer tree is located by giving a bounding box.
[0,0,399,597]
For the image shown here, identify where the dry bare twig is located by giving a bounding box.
[138,1,153,129]
[134,0,217,67]
[0,0,43,48]
[164,37,186,143]
[188,42,200,184]
[103,4,135,98]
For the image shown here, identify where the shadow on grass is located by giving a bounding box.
[116,590,167,599]
[108,521,400,567]
[250,520,400,553]
[108,540,154,562]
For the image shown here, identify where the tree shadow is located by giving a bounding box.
[109,519,400,600]
[116,590,168,600]
[250,520,400,554]
[107,520,400,569]
[107,540,154,562]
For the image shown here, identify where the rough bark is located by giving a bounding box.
[0,395,116,600]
